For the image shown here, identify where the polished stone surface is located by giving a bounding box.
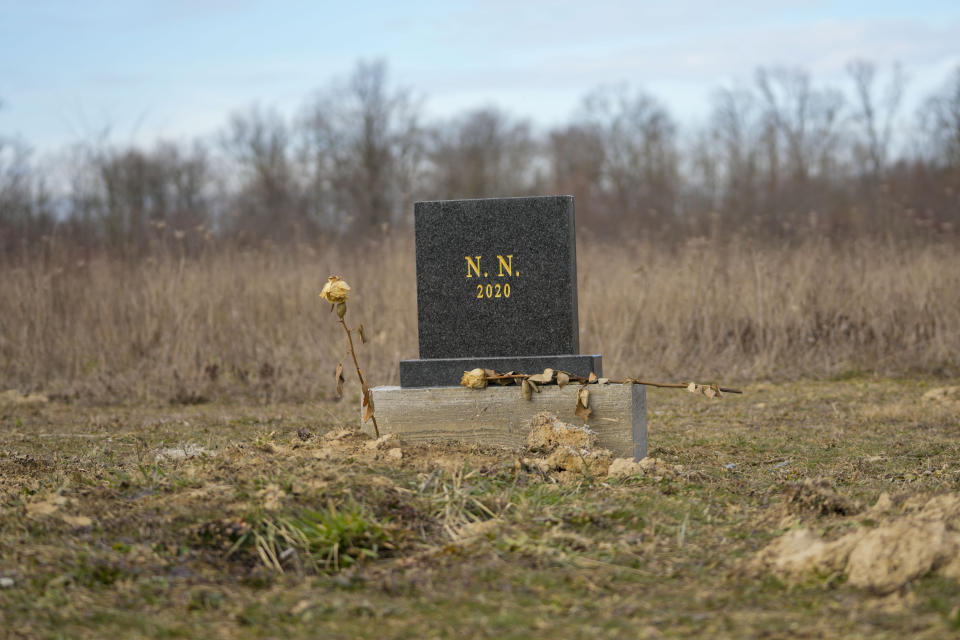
[400,195,601,387]
[413,195,579,358]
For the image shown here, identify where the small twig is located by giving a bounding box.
[483,373,533,382]
[619,379,743,394]
[480,371,741,394]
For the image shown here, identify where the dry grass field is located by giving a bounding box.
[1,236,958,404]
[2,238,960,638]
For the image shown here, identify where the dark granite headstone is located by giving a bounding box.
[399,196,602,387]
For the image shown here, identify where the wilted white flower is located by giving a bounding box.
[460,368,487,390]
[320,276,351,304]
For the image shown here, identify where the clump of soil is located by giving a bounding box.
[525,413,597,452]
[784,477,862,517]
[520,412,682,483]
[191,517,252,551]
[311,428,403,463]
[292,417,680,485]
[521,413,613,483]
[751,492,960,594]
[25,493,94,528]
[606,456,681,480]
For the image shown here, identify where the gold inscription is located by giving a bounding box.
[497,254,513,277]
[466,253,517,300]
[465,256,481,278]
[476,283,510,299]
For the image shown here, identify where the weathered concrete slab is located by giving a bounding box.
[366,383,645,460]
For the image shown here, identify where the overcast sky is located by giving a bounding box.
[1,0,958,153]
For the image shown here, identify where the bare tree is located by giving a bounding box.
[571,84,679,234]
[707,85,762,227]
[220,105,305,242]
[920,66,960,167]
[752,67,846,234]
[298,59,423,233]
[847,59,905,177]
[547,123,606,223]
[755,67,845,186]
[898,66,960,236]
[426,107,536,199]
[64,139,213,252]
[682,128,720,234]
[0,136,43,258]
[0,98,55,259]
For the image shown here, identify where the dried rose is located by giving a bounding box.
[460,368,487,390]
[320,276,351,306]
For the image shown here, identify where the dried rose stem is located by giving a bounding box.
[339,317,379,438]
[482,372,742,394]
[622,380,742,394]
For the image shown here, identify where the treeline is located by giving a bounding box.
[2,59,959,258]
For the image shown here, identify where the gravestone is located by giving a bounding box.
[399,195,602,387]
[368,195,645,460]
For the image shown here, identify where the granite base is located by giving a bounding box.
[399,354,601,388]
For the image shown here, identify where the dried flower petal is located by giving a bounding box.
[460,368,487,390]
[320,276,351,304]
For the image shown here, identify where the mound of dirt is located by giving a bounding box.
[520,412,682,483]
[311,428,403,463]
[521,412,613,482]
[607,457,681,480]
[291,418,681,485]
[751,492,960,594]
[526,413,597,452]
[25,494,94,528]
[784,477,862,517]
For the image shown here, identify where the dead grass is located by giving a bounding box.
[2,236,959,404]
[2,378,960,638]
[580,236,960,381]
